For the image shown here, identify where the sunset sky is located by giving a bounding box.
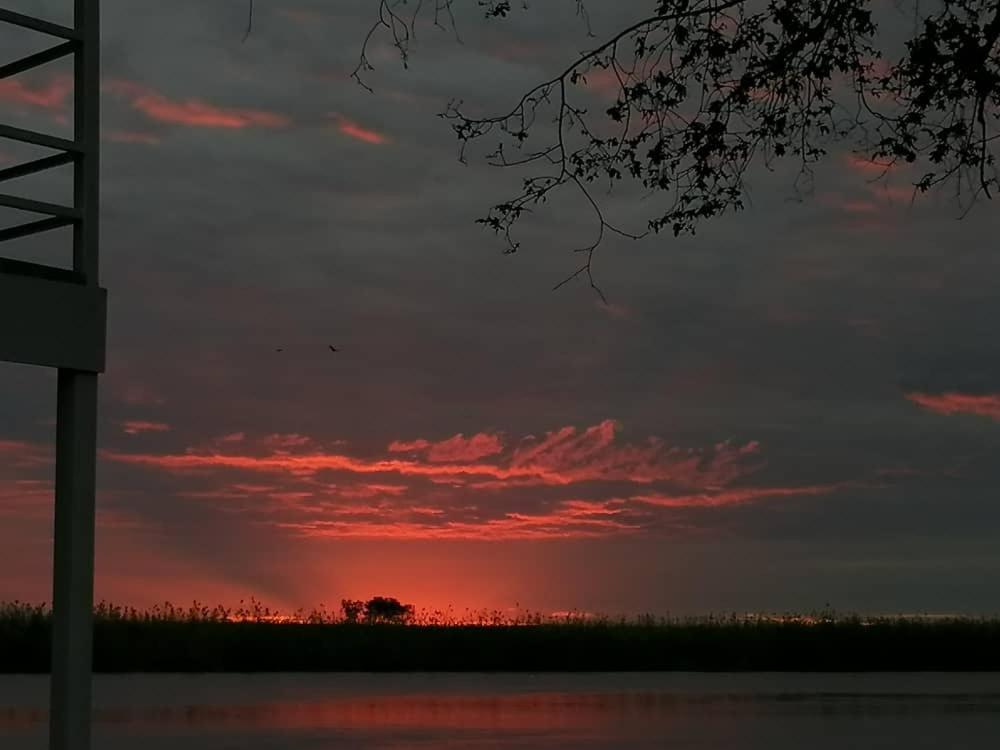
[2,0,999,617]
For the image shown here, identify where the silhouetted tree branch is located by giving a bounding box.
[356,1,998,289]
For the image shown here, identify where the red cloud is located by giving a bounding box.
[96,507,148,531]
[428,433,504,462]
[906,392,1000,421]
[120,420,170,435]
[845,153,894,176]
[105,420,760,489]
[387,439,431,453]
[0,442,53,521]
[95,423,833,540]
[389,433,503,462]
[275,507,640,541]
[335,483,409,500]
[261,433,313,450]
[330,114,388,144]
[0,75,71,111]
[0,440,52,469]
[266,482,844,541]
[0,479,52,519]
[117,382,166,407]
[509,421,760,486]
[632,483,849,508]
[105,80,289,129]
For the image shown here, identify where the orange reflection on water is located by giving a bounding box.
[2,693,681,732]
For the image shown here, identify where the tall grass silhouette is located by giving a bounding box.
[3,600,999,672]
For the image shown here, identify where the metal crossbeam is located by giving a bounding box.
[0,8,79,40]
[0,256,83,283]
[0,123,79,153]
[0,41,76,79]
[0,153,75,183]
[0,193,79,219]
[0,216,74,243]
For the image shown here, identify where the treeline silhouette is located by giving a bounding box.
[3,600,999,673]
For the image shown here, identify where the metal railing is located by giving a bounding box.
[0,2,98,283]
[1,5,103,750]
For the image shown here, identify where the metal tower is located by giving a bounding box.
[0,3,105,750]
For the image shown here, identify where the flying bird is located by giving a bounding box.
[328,345,339,353]
[275,348,283,353]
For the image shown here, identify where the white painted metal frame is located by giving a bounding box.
[0,4,104,750]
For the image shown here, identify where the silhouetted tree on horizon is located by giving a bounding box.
[340,596,415,624]
[354,0,999,293]
[340,598,366,623]
[364,596,415,624]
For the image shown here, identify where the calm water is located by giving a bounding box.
[2,673,999,749]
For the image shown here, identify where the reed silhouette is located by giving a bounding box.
[2,600,999,673]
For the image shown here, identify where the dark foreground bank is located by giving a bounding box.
[3,608,1000,672]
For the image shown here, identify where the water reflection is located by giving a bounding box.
[2,674,999,750]
[4,691,1000,731]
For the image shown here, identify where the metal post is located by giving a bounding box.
[73,0,100,284]
[49,371,99,750]
[49,3,101,750]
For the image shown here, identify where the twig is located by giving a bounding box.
[243,0,254,43]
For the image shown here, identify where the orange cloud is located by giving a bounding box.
[105,80,289,129]
[330,114,388,144]
[0,75,72,111]
[120,420,170,436]
[389,433,504,462]
[905,392,1000,421]
[105,420,759,489]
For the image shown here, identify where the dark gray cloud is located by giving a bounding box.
[2,0,999,614]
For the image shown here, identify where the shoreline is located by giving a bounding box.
[4,618,1000,673]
